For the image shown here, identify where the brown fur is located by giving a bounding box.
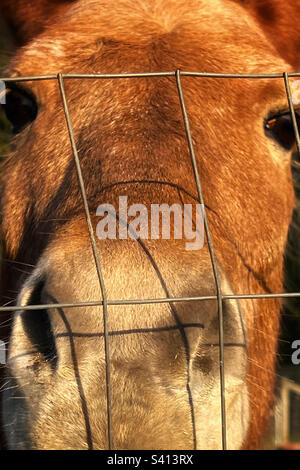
[0,0,299,449]
[0,0,76,45]
[243,0,300,68]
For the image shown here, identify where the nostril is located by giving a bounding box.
[19,276,58,368]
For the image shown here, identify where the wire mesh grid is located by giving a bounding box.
[1,70,300,450]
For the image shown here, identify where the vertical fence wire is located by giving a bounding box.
[175,70,227,450]
[284,72,300,160]
[57,73,113,450]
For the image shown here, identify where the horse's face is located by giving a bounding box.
[0,0,298,449]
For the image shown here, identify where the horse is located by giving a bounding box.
[0,0,299,450]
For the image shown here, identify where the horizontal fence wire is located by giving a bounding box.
[1,70,300,451]
[1,292,300,312]
[2,71,300,82]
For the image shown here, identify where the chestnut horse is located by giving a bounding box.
[0,0,299,450]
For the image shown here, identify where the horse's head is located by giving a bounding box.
[0,0,299,449]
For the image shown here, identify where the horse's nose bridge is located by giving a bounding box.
[15,232,246,352]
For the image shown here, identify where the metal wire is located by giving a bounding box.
[1,70,300,451]
[284,72,300,158]
[1,291,300,312]
[2,71,300,82]
[175,70,226,449]
[58,74,112,450]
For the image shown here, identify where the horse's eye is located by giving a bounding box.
[265,112,300,150]
[2,86,38,134]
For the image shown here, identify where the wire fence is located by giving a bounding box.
[0,70,300,450]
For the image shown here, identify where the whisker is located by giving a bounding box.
[10,267,31,275]
[1,299,16,307]
[0,318,13,327]
[40,218,71,222]
[246,377,269,394]
[247,357,288,381]
[246,325,291,344]
[0,383,20,393]
[2,259,35,268]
